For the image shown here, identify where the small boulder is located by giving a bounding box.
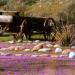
[15,46,20,51]
[8,40,14,44]
[71,46,75,49]
[0,52,10,56]
[53,44,61,48]
[38,48,51,52]
[46,43,53,48]
[17,39,22,43]
[8,46,15,50]
[15,54,22,56]
[34,40,40,43]
[62,49,71,55]
[0,48,8,51]
[24,49,31,52]
[31,55,38,57]
[69,52,75,58]
[31,43,44,51]
[19,46,25,50]
[55,48,62,54]
[51,54,58,58]
[39,54,50,57]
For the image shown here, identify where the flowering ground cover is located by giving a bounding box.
[0,41,75,75]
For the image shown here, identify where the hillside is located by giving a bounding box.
[0,0,75,19]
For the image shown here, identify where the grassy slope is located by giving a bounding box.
[0,0,74,17]
[25,0,73,17]
[0,34,45,42]
[0,35,13,42]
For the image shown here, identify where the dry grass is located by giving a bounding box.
[55,24,75,46]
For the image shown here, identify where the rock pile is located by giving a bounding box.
[0,41,75,58]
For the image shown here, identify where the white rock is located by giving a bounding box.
[55,48,62,53]
[24,49,30,52]
[34,40,40,43]
[39,54,49,57]
[8,40,14,44]
[17,39,21,43]
[15,54,22,56]
[31,55,38,57]
[38,48,51,52]
[71,46,75,49]
[54,44,61,48]
[27,41,32,43]
[0,48,8,51]
[69,52,75,58]
[46,44,53,48]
